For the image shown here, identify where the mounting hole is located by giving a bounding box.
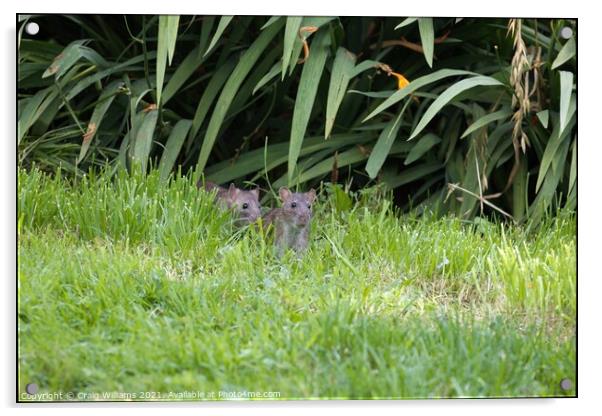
[560,378,573,391]
[25,383,38,395]
[25,22,40,36]
[560,26,573,40]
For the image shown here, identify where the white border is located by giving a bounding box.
[4,1,600,415]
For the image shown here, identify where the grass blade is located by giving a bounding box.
[460,108,511,138]
[288,30,330,184]
[409,75,503,140]
[159,119,192,181]
[418,18,434,68]
[405,133,442,165]
[204,16,233,57]
[196,19,284,174]
[325,47,356,139]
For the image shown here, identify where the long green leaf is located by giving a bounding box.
[288,30,330,184]
[188,57,237,143]
[529,137,571,224]
[350,59,381,77]
[288,17,335,76]
[196,19,284,174]
[163,44,205,104]
[395,18,418,30]
[77,80,125,164]
[551,37,576,70]
[535,106,576,192]
[559,71,574,132]
[365,101,408,179]
[363,69,475,122]
[325,47,356,139]
[18,87,54,143]
[261,16,281,30]
[276,145,368,189]
[409,75,504,140]
[253,62,281,94]
[460,108,511,138]
[159,119,192,181]
[165,17,179,64]
[204,133,372,184]
[204,16,233,57]
[405,133,442,165]
[156,16,179,105]
[381,162,442,189]
[66,53,155,100]
[418,18,434,68]
[130,110,158,173]
[42,40,87,79]
[282,16,303,80]
[198,16,215,56]
[536,110,549,128]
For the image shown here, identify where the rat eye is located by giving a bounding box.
[291,202,297,208]
[242,203,249,209]
[307,204,311,209]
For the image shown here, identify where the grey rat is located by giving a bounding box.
[198,180,261,225]
[262,187,316,257]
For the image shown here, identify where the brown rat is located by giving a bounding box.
[198,180,261,225]
[262,187,316,257]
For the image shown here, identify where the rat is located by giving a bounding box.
[262,187,317,257]
[198,180,261,225]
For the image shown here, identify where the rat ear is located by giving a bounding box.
[279,187,292,202]
[250,188,260,200]
[227,183,239,200]
[307,188,317,204]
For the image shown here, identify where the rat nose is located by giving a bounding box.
[297,212,311,225]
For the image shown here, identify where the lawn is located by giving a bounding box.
[17,168,576,400]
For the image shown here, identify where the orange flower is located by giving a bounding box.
[390,72,410,89]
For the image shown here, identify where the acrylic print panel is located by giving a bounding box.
[17,14,577,401]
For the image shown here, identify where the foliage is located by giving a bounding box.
[17,15,577,222]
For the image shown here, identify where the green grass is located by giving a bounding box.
[17,167,576,400]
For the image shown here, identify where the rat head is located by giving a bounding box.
[278,187,317,227]
[223,183,261,225]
